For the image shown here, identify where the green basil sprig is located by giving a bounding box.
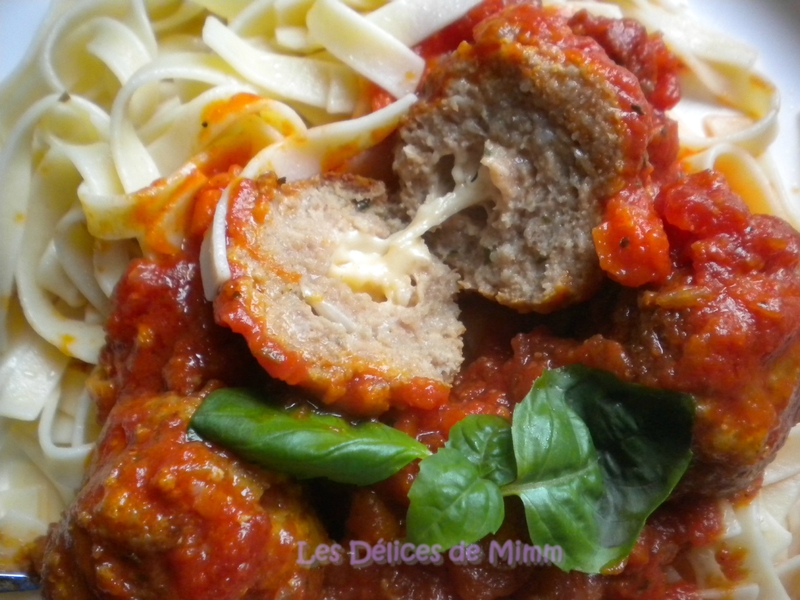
[189,388,430,486]
[189,367,694,574]
[406,365,695,573]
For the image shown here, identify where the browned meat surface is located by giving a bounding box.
[394,4,661,313]
[217,172,464,416]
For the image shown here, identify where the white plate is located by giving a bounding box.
[0,0,50,83]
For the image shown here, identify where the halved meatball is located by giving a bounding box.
[394,4,657,313]
[217,172,464,416]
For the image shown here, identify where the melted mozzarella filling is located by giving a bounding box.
[329,166,492,305]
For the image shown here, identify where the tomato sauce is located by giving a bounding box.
[90,255,261,421]
[567,11,681,112]
[42,388,328,600]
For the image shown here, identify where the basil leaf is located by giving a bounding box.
[406,447,504,549]
[506,366,694,573]
[446,415,515,487]
[189,388,431,486]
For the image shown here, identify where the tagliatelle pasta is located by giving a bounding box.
[1,1,799,599]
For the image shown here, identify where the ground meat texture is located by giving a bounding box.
[394,4,657,313]
[40,392,328,600]
[217,172,464,417]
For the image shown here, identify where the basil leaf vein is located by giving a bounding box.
[446,414,515,487]
[406,447,505,549]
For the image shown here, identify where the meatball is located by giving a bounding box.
[394,4,657,313]
[40,392,328,600]
[216,172,464,416]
